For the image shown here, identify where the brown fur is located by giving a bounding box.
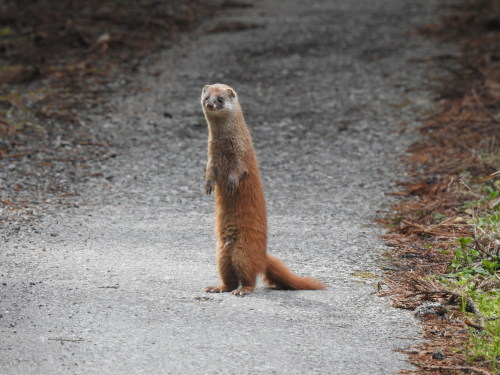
[201,83,325,296]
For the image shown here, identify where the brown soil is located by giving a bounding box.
[382,1,499,374]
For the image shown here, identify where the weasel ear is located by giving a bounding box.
[202,85,210,93]
[227,88,236,98]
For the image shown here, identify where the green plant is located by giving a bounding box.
[448,236,499,277]
[466,292,500,373]
[441,184,500,372]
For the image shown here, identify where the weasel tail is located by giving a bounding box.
[201,83,325,296]
[264,255,326,290]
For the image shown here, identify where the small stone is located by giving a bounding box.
[414,302,447,317]
[432,350,446,360]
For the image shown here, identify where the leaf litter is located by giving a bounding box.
[381,1,500,374]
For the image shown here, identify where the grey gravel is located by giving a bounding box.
[1,0,454,374]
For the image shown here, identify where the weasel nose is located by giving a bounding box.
[207,102,215,109]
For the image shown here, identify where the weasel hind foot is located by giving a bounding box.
[232,287,254,296]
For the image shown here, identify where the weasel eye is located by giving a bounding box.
[217,97,224,103]
[205,96,210,101]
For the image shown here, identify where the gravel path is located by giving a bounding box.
[1,0,449,374]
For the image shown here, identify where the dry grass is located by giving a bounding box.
[382,1,500,374]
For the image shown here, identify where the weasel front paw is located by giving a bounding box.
[205,179,215,195]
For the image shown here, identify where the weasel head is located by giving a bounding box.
[201,83,239,118]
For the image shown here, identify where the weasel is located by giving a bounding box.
[201,83,325,296]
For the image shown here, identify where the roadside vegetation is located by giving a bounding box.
[442,182,499,372]
[383,1,500,374]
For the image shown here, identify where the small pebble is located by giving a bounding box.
[432,350,446,360]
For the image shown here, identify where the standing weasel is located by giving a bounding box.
[201,83,325,296]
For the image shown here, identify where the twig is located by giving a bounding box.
[401,220,460,237]
[417,364,491,375]
[465,318,484,331]
[476,170,500,183]
[406,289,460,298]
[459,178,473,191]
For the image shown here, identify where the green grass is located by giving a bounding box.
[467,292,500,372]
[440,182,500,372]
